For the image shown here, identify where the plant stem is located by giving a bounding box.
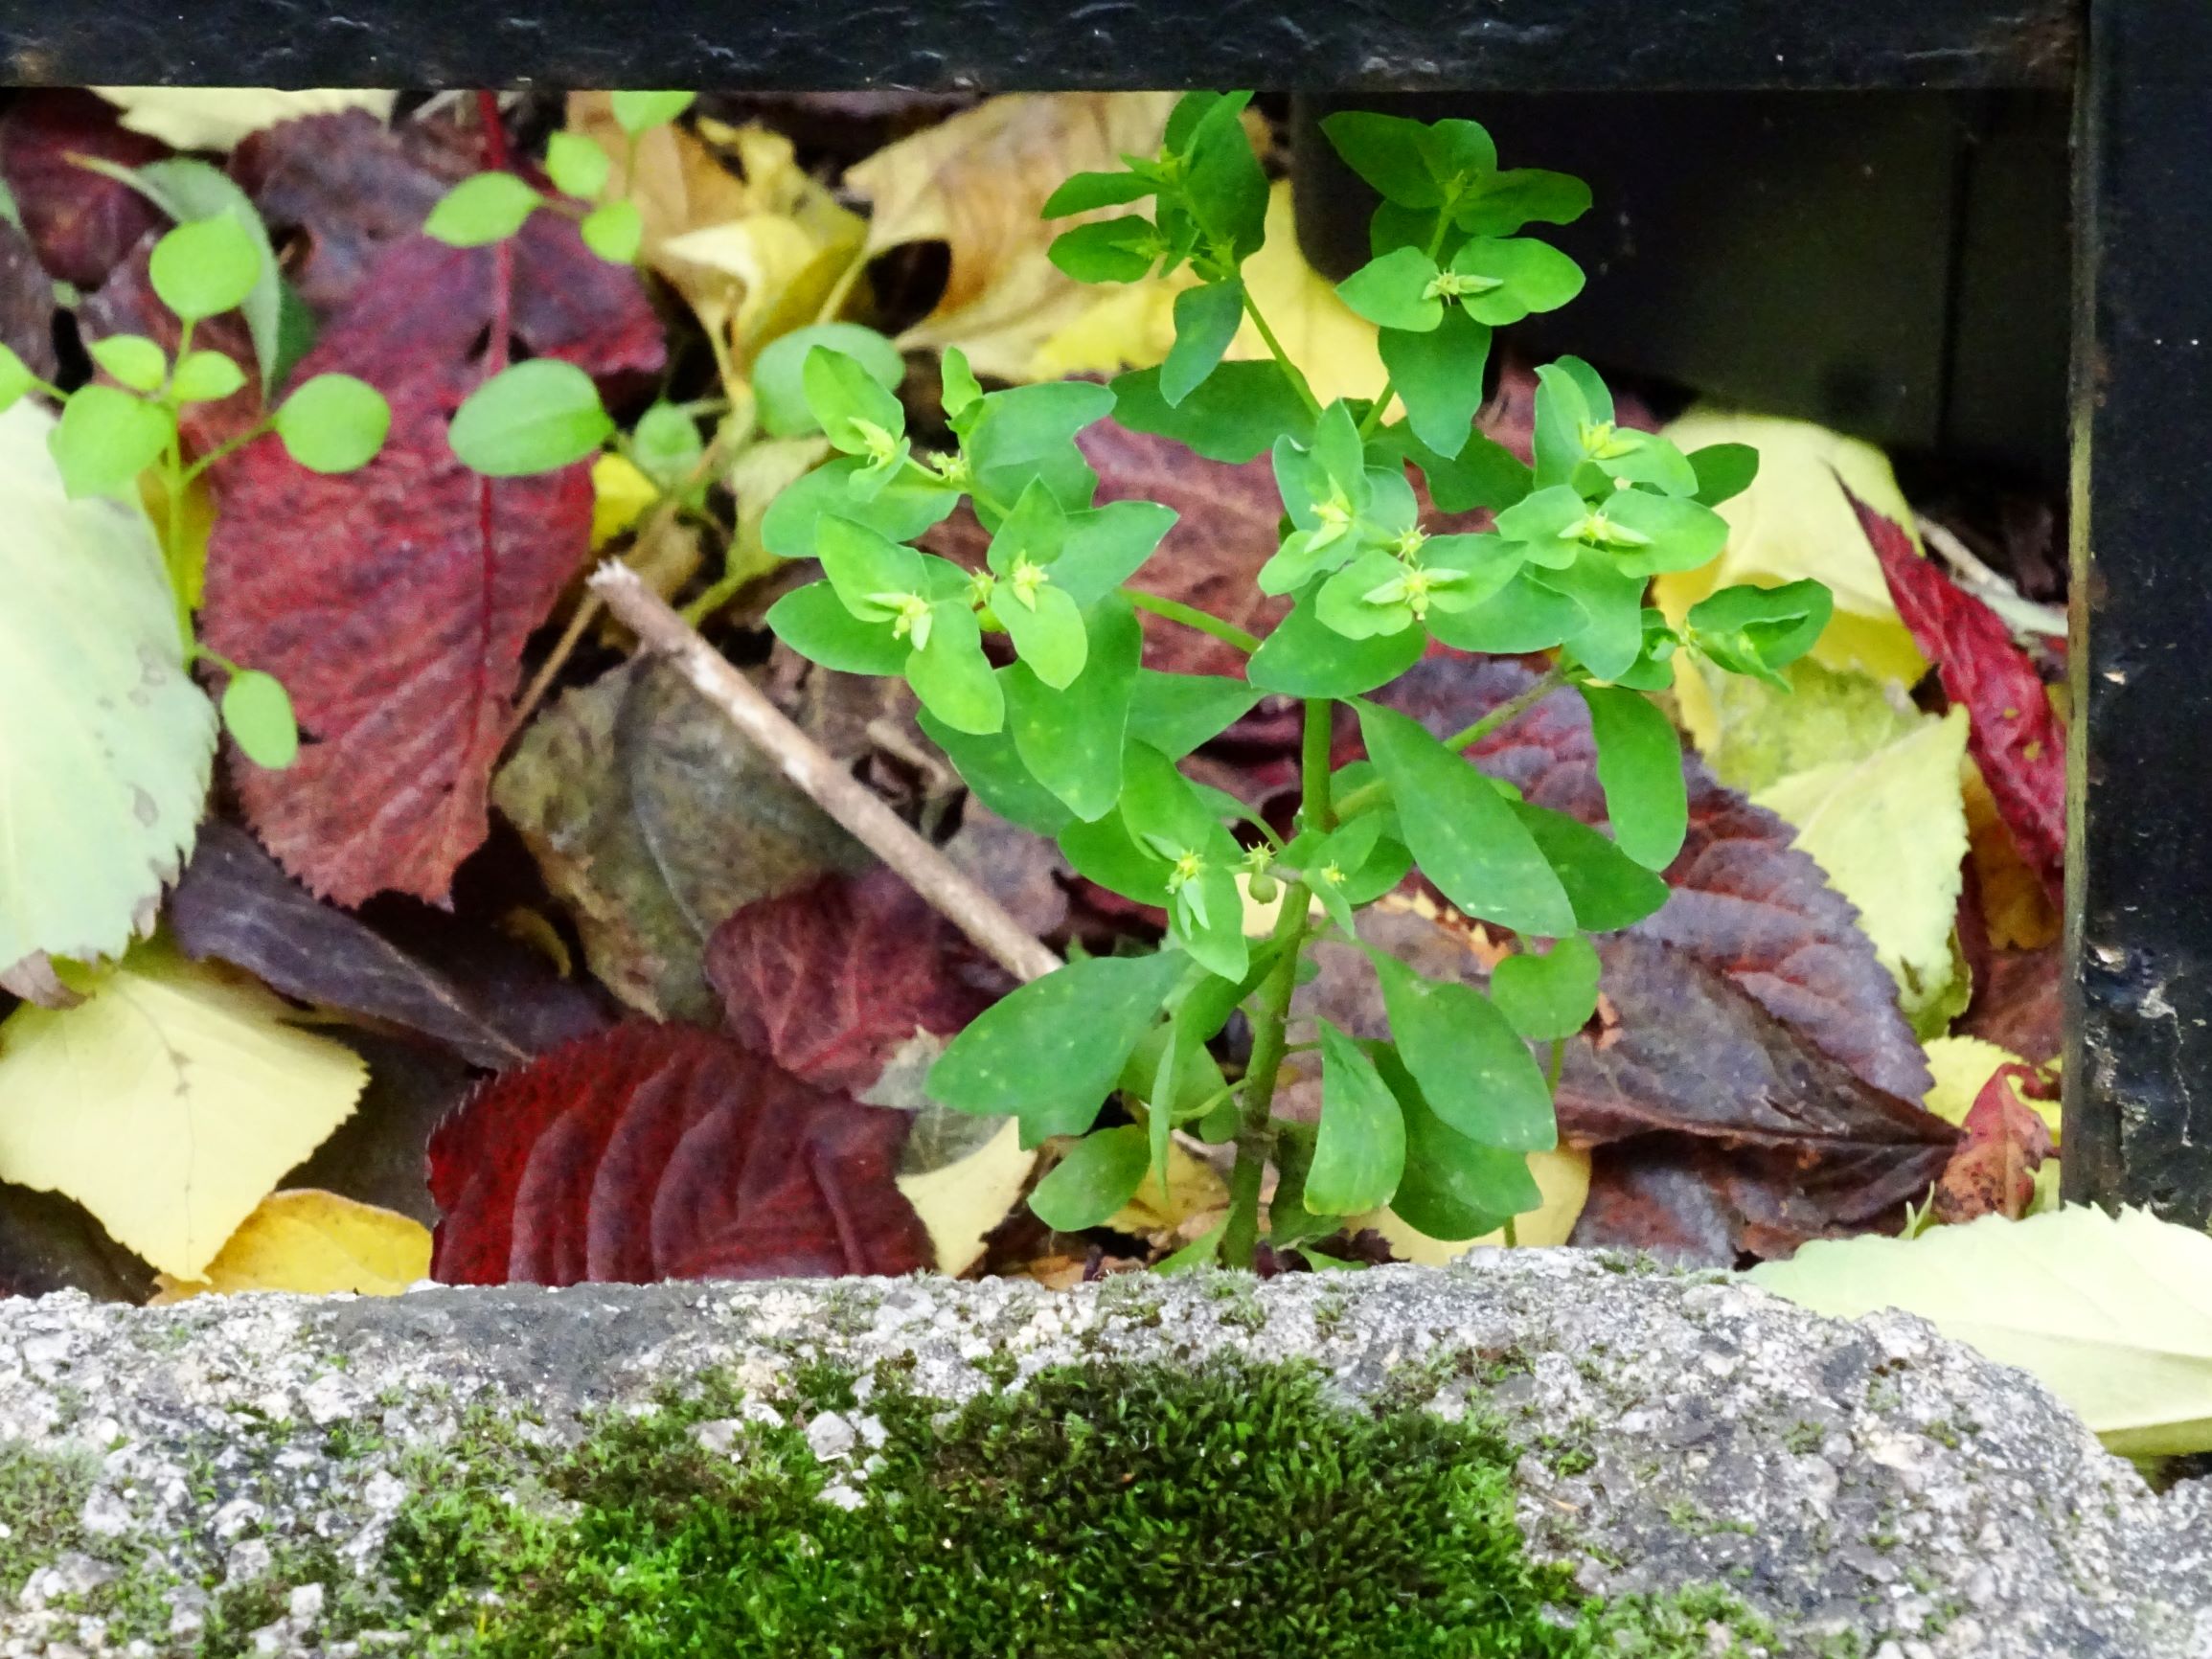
[1444,669,1567,752]
[1127,590,1259,655]
[1220,695,1335,1268]
[1238,289,1323,420]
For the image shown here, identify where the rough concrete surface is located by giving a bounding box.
[0,1252,2205,1657]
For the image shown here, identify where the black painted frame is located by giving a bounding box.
[9,1,2205,1220]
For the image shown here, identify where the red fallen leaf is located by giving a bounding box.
[1851,489,2065,901]
[201,212,665,906]
[428,1021,931,1285]
[1375,654,1933,1102]
[231,109,479,321]
[1963,942,2064,1064]
[0,91,168,288]
[705,867,1002,1096]
[1932,1061,2056,1224]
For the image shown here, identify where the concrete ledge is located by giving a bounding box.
[1,1254,2205,1657]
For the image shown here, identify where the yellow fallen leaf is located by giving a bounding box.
[1035,182,1389,409]
[723,434,832,592]
[564,92,752,288]
[591,452,658,549]
[149,1189,430,1303]
[0,947,366,1281]
[847,93,1180,381]
[896,1117,1034,1276]
[1363,1146,1591,1264]
[1655,410,1928,753]
[1110,1141,1230,1239]
[1754,707,1971,1032]
[1963,758,2061,950]
[93,88,396,151]
[1923,1034,2061,1140]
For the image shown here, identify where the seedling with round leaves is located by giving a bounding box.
[0,208,394,770]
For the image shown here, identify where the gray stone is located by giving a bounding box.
[0,1253,2205,1657]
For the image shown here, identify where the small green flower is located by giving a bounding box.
[874,591,935,651]
[1005,555,1052,610]
[1423,268,1504,303]
[1560,508,1653,551]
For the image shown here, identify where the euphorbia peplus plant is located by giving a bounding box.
[770,94,1834,1269]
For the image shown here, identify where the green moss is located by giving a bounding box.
[373,1357,1764,1658]
[0,1440,95,1598]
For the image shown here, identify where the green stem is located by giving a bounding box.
[1443,669,1567,753]
[1220,695,1335,1268]
[1238,288,1322,420]
[180,419,274,487]
[1126,590,1259,655]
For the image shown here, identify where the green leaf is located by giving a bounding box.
[1456,168,1593,236]
[1747,1204,2212,1460]
[109,160,286,391]
[1537,560,1649,681]
[1511,802,1669,932]
[448,359,610,476]
[1308,1025,1406,1215]
[1371,950,1555,1148]
[0,344,34,413]
[423,172,541,248]
[147,214,262,323]
[804,345,906,456]
[1380,305,1493,458]
[1689,443,1761,507]
[1128,670,1262,758]
[1688,580,1834,686]
[1060,811,1172,906]
[1322,110,1493,210]
[1357,701,1576,938]
[1004,597,1140,820]
[171,349,246,405]
[1315,548,1419,640]
[767,581,909,676]
[940,347,983,424]
[1381,423,1531,513]
[1181,95,1267,261]
[1248,580,1425,697]
[1448,236,1585,326]
[1531,357,1609,488]
[0,400,217,975]
[1490,934,1601,1042]
[1109,362,1312,463]
[996,578,1087,688]
[1050,500,1176,607]
[921,707,1074,836]
[581,199,644,265]
[928,952,1186,1142]
[1048,216,1158,284]
[273,374,390,473]
[89,334,167,394]
[1028,1126,1150,1232]
[1159,279,1244,406]
[753,324,903,440]
[1425,567,1586,654]
[1041,170,1159,216]
[631,401,704,487]
[760,455,958,560]
[544,129,612,199]
[1604,489,1731,578]
[610,91,696,134]
[50,386,173,500]
[220,669,298,770]
[906,602,1003,735]
[1335,246,1443,332]
[1378,1048,1541,1241]
[1579,685,1687,871]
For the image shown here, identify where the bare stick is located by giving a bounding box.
[590,562,1062,986]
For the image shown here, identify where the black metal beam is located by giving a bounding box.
[0,0,2072,93]
[2064,0,2212,1222]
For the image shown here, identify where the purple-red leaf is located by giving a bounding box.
[0,91,168,289]
[1853,489,2065,900]
[428,1021,931,1286]
[201,215,664,906]
[705,868,1000,1097]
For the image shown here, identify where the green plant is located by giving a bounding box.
[772,94,1835,1267]
[0,196,391,768]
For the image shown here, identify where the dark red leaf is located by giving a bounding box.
[0,218,57,383]
[201,215,665,906]
[1376,654,1933,1102]
[231,110,479,321]
[170,821,610,1069]
[1932,1061,2056,1224]
[705,868,1001,1096]
[428,1021,931,1285]
[1963,942,2064,1064]
[0,91,168,289]
[1853,489,2065,900]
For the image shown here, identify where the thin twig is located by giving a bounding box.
[590,562,1062,986]
[1913,514,2067,639]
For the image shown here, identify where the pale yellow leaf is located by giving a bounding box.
[564,92,752,277]
[93,88,396,152]
[1110,1142,1230,1239]
[591,452,658,549]
[1691,656,1925,795]
[1750,1204,2212,1457]
[0,402,216,980]
[1963,757,2061,950]
[896,1117,1034,1276]
[149,1189,430,1303]
[0,948,366,1281]
[1363,1146,1591,1264]
[1654,411,1928,752]
[1923,1034,2060,1140]
[848,93,1179,381]
[1754,707,1970,1028]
